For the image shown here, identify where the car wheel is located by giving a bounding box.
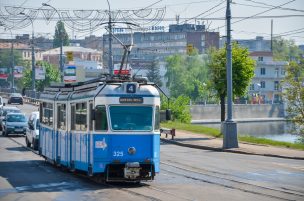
[26,137,31,147]
[3,130,8,137]
[32,138,38,150]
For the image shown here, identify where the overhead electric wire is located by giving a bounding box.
[242,0,304,13]
[217,0,296,30]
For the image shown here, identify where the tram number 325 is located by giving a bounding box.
[113,151,124,157]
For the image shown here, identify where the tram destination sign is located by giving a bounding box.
[119,97,143,104]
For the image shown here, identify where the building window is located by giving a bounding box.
[258,56,263,61]
[281,68,286,76]
[274,81,279,90]
[275,68,279,77]
[260,68,266,75]
[249,84,255,90]
[260,81,266,88]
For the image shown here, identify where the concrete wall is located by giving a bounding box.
[190,104,285,120]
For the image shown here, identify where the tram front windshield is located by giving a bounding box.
[110,106,153,131]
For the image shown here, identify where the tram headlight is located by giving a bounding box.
[128,147,136,155]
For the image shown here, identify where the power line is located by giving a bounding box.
[217,0,296,29]
[242,0,304,13]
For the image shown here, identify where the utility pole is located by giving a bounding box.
[42,3,64,82]
[271,19,273,52]
[222,0,238,149]
[10,38,15,93]
[20,12,35,95]
[106,0,113,75]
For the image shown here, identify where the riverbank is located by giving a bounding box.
[161,122,304,151]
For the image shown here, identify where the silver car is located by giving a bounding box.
[2,113,27,136]
[26,111,40,150]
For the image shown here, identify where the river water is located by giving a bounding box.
[199,121,302,143]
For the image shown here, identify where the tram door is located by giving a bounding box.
[56,103,68,166]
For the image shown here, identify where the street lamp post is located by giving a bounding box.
[222,0,238,149]
[42,3,64,82]
[20,12,35,95]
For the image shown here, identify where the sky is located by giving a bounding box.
[0,0,304,45]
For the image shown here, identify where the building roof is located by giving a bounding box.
[250,51,273,57]
[0,42,30,49]
[42,46,101,55]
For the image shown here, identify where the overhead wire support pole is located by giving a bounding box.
[42,3,64,82]
[222,0,238,149]
[106,0,113,76]
[20,12,36,95]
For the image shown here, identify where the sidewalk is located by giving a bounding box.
[160,129,304,160]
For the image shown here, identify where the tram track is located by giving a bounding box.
[7,136,304,201]
[7,136,194,201]
[160,160,304,201]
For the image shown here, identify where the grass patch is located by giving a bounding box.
[161,121,222,138]
[239,136,304,150]
[161,121,304,150]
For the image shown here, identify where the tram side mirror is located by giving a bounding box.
[91,109,96,121]
[166,109,171,121]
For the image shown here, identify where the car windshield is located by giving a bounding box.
[11,93,22,97]
[109,106,153,131]
[3,109,21,116]
[7,114,27,122]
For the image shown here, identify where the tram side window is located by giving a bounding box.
[75,102,87,131]
[42,102,53,127]
[57,104,66,130]
[71,105,76,130]
[95,105,108,131]
[155,106,160,131]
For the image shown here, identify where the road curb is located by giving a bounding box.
[161,138,304,160]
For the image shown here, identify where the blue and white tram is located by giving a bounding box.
[39,78,162,181]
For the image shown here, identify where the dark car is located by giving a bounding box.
[0,106,21,131]
[2,113,27,136]
[8,93,23,105]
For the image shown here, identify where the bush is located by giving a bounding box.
[161,95,191,123]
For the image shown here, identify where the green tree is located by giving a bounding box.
[161,95,191,123]
[283,60,304,136]
[147,60,162,87]
[21,61,60,91]
[207,43,255,121]
[165,52,209,102]
[53,21,69,48]
[273,37,303,61]
[0,48,24,88]
[0,49,23,67]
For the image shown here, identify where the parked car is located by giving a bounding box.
[0,96,4,109]
[8,93,23,105]
[0,106,21,131]
[2,113,27,136]
[26,111,40,150]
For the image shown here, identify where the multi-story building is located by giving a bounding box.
[42,46,102,67]
[102,23,219,70]
[220,36,271,52]
[0,42,43,61]
[42,46,103,80]
[248,51,288,104]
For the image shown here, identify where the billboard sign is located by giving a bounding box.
[14,66,24,78]
[0,68,8,80]
[35,66,46,80]
[64,65,77,83]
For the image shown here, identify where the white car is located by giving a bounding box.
[25,111,40,150]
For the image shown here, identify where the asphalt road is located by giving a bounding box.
[0,103,303,201]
